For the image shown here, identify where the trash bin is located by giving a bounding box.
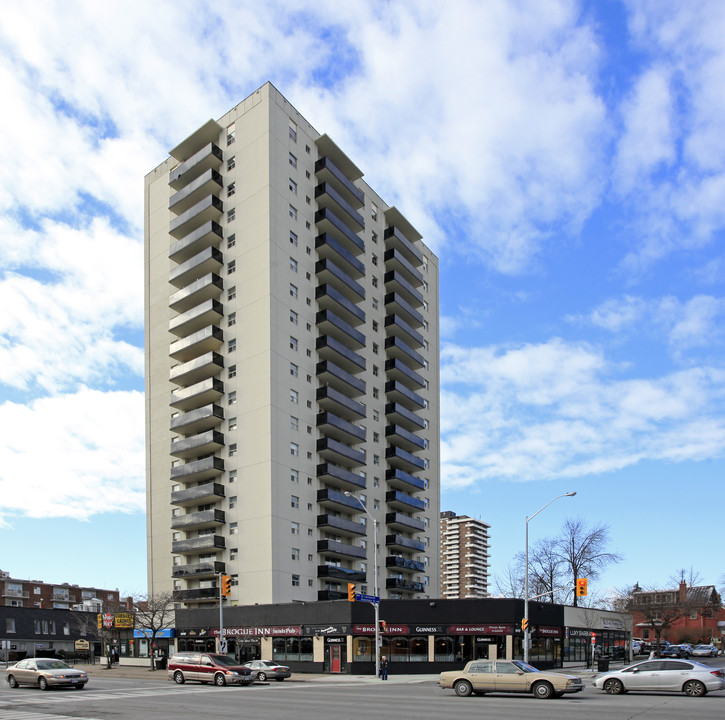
[597,656,610,672]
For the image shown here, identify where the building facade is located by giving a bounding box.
[145,83,440,608]
[440,512,490,598]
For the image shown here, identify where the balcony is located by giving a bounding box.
[383,269,424,308]
[315,258,365,302]
[317,437,366,467]
[386,512,425,532]
[171,535,226,554]
[171,587,219,603]
[386,446,425,473]
[385,380,424,410]
[169,299,224,338]
[169,246,224,289]
[314,207,365,256]
[316,309,365,349]
[169,377,224,411]
[384,293,424,329]
[315,182,364,231]
[169,325,223,363]
[383,225,424,266]
[384,402,424,431]
[385,424,425,453]
[317,463,366,491]
[169,272,223,313]
[316,386,365,421]
[170,482,224,507]
[386,467,425,493]
[317,488,365,512]
[316,412,365,444]
[315,233,365,279]
[169,222,224,265]
[384,358,425,389]
[384,336,424,369]
[316,360,366,397]
[169,142,223,189]
[316,336,366,374]
[314,156,365,208]
[170,404,224,434]
[169,168,223,215]
[386,556,425,573]
[170,351,224,387]
[171,560,225,579]
[170,429,224,459]
[170,455,224,483]
[384,314,424,349]
[171,508,225,530]
[317,514,367,537]
[385,490,425,512]
[169,195,223,239]
[386,578,425,593]
[315,283,366,327]
[317,564,366,582]
[383,248,424,287]
[317,539,367,560]
[385,534,425,552]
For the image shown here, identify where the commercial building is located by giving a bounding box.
[145,83,440,608]
[440,512,490,598]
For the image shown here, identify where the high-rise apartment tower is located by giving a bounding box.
[440,511,490,598]
[145,83,440,607]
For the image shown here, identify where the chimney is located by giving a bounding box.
[679,581,687,604]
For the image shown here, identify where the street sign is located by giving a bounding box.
[356,593,380,603]
[219,639,228,653]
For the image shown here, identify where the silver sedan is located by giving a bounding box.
[6,659,88,690]
[242,660,291,681]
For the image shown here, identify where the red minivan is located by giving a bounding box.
[167,653,253,686]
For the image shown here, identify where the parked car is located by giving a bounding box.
[593,658,725,696]
[167,652,253,686]
[6,658,88,690]
[439,659,583,699]
[661,645,690,659]
[631,641,643,655]
[691,645,720,657]
[242,659,291,681]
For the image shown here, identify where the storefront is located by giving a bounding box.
[563,607,633,667]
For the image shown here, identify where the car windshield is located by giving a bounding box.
[511,661,540,673]
[210,655,239,667]
[36,660,71,670]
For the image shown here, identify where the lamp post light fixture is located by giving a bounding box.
[523,491,577,664]
[344,491,380,678]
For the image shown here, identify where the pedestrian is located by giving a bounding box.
[379,655,389,681]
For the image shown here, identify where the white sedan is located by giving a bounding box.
[691,644,720,657]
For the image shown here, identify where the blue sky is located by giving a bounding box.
[1,0,724,601]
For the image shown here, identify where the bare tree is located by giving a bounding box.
[669,567,703,588]
[493,561,525,598]
[132,592,175,671]
[554,518,623,606]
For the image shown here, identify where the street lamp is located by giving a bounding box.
[344,491,380,678]
[523,491,576,664]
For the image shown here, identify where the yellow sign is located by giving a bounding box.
[96,612,134,629]
[114,613,135,629]
[74,639,90,650]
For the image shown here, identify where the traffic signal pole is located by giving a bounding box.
[218,572,224,654]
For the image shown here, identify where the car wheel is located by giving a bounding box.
[257,671,267,682]
[173,671,185,684]
[683,680,707,697]
[214,673,226,687]
[532,681,554,699]
[603,678,624,694]
[454,680,473,697]
[7,675,19,689]
[39,677,49,691]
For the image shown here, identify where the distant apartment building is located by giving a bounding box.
[440,512,490,598]
[0,569,120,610]
[145,83,441,607]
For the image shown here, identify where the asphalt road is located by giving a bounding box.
[1,665,723,720]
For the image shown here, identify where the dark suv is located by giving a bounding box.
[167,653,253,686]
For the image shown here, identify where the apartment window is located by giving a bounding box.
[371,231,377,243]
[289,152,297,168]
[290,336,298,351]
[289,119,297,142]
[227,123,236,145]
[227,156,236,171]
[290,388,299,404]
[290,362,298,377]
[305,195,311,205]
[305,144,311,153]
[373,432,379,443]
[305,170,311,179]
[290,257,298,273]
[229,496,237,509]
[230,522,238,535]
[290,442,299,456]
[5,618,15,633]
[291,521,299,535]
[228,364,236,378]
[373,476,380,488]
[230,547,238,560]
[228,417,237,430]
[307,528,313,536]
[371,203,378,220]
[228,312,236,327]
[372,276,378,288]
[289,178,297,194]
[292,574,300,587]
[63,622,70,636]
[228,260,236,274]
[227,208,236,222]
[228,285,236,300]
[290,310,298,325]
[228,391,237,405]
[371,254,378,266]
[227,182,236,197]
[229,469,237,483]
[423,281,429,292]
[289,205,297,220]
[372,342,378,355]
[372,409,379,422]
[372,387,379,399]
[305,322,311,331]
[372,320,378,332]
[229,443,237,456]
[290,468,299,483]
[290,230,298,246]
[228,338,236,352]
[291,548,300,561]
[372,365,379,377]
[291,495,299,508]
[423,300,429,311]
[290,283,298,298]
[290,416,299,431]
[371,298,378,310]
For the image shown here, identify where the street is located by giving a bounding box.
[0,672,723,720]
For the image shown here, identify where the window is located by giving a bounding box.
[292,574,300,587]
[372,276,378,288]
[373,455,380,466]
[228,285,236,301]
[228,312,236,326]
[229,469,237,483]
[228,364,237,378]
[371,203,378,220]
[228,338,236,352]
[289,152,297,168]
[291,495,299,508]
[227,156,236,171]
[372,365,379,377]
[305,144,311,153]
[291,548,300,561]
[290,283,298,298]
[229,443,237,456]
[230,522,238,534]
[373,432,379,443]
[227,123,236,145]
[229,496,237,509]
[289,205,297,220]
[372,298,378,310]
[373,387,379,399]
[291,521,299,535]
[5,618,15,633]
[290,468,299,482]
[372,342,378,355]
[227,208,235,222]
[371,254,378,266]
[227,182,236,197]
[228,417,237,430]
[290,310,298,324]
[63,622,70,636]
[290,416,299,431]
[228,391,237,405]
[372,320,378,332]
[290,362,299,377]
[289,119,297,142]
[230,548,238,560]
[290,388,299,404]
[290,257,298,272]
[290,230,298,246]
[290,336,298,351]
[227,233,236,249]
[372,409,379,421]
[228,260,236,274]
[290,442,299,456]
[289,178,297,194]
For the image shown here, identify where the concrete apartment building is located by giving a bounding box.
[145,83,440,608]
[440,512,490,598]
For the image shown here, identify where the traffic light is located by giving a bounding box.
[379,620,387,633]
[221,574,232,596]
[521,618,529,631]
[576,578,588,597]
[347,583,356,601]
